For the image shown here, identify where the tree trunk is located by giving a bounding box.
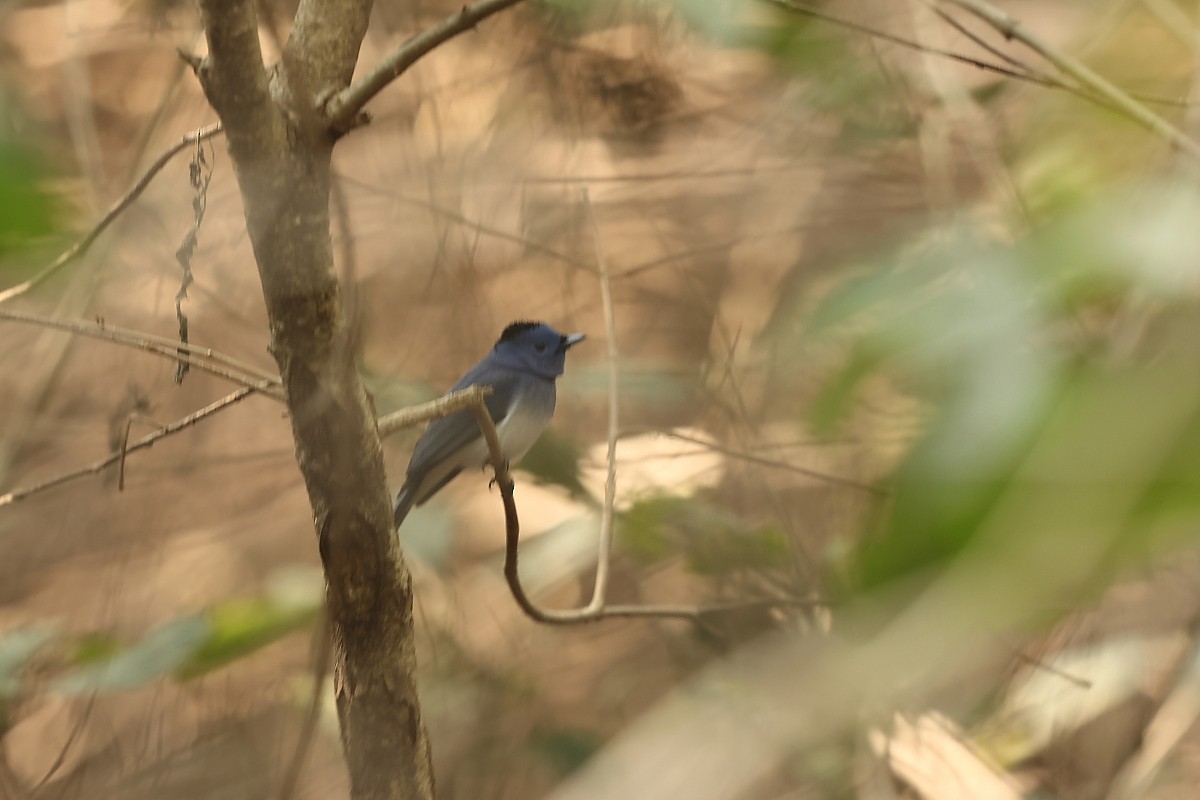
[193,1,435,797]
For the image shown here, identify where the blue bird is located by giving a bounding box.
[393,321,586,527]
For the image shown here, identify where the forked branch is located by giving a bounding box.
[325,0,527,132]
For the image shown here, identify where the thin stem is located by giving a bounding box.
[0,310,283,400]
[582,188,619,613]
[0,386,263,508]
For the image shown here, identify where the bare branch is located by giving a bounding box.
[118,413,166,490]
[0,310,284,400]
[377,387,495,438]
[0,386,263,508]
[0,124,223,306]
[325,0,527,133]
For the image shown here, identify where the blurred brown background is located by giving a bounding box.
[3,0,1200,798]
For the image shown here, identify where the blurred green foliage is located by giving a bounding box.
[0,625,57,700]
[618,493,790,575]
[807,181,1200,613]
[530,725,603,776]
[520,428,590,499]
[0,142,57,254]
[0,568,323,698]
[54,616,210,695]
[0,95,59,271]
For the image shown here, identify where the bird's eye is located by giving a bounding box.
[534,343,547,352]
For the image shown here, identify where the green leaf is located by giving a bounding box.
[519,428,590,500]
[70,632,122,666]
[175,566,323,680]
[617,494,791,576]
[530,725,601,775]
[0,138,58,256]
[617,494,682,561]
[174,597,319,681]
[54,616,210,695]
[808,342,883,434]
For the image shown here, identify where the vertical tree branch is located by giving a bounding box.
[191,1,434,798]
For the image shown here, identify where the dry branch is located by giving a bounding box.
[0,310,283,399]
[0,386,262,508]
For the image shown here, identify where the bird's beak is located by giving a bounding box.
[562,333,586,351]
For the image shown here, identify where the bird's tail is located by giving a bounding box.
[393,485,415,529]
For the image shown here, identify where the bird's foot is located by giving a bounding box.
[488,460,512,491]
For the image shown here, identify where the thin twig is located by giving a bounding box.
[118,413,166,491]
[767,0,1197,116]
[0,310,283,400]
[761,0,1055,85]
[325,0,527,132]
[0,386,263,508]
[942,0,1200,160]
[582,188,619,613]
[652,429,886,495]
[0,124,223,306]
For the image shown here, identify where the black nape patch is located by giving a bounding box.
[498,320,545,344]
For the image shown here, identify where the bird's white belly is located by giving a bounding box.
[460,399,548,469]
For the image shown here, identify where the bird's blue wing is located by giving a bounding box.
[406,364,519,477]
[393,364,522,527]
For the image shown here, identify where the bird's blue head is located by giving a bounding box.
[491,321,585,380]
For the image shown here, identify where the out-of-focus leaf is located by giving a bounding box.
[806,184,1200,598]
[520,428,590,500]
[0,137,58,259]
[617,494,680,561]
[617,493,790,576]
[735,12,899,137]
[687,525,790,576]
[1032,182,1200,303]
[54,616,210,695]
[0,625,58,698]
[1015,142,1107,222]
[809,342,883,435]
[70,632,122,666]
[531,725,602,775]
[175,566,323,680]
[51,569,323,691]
